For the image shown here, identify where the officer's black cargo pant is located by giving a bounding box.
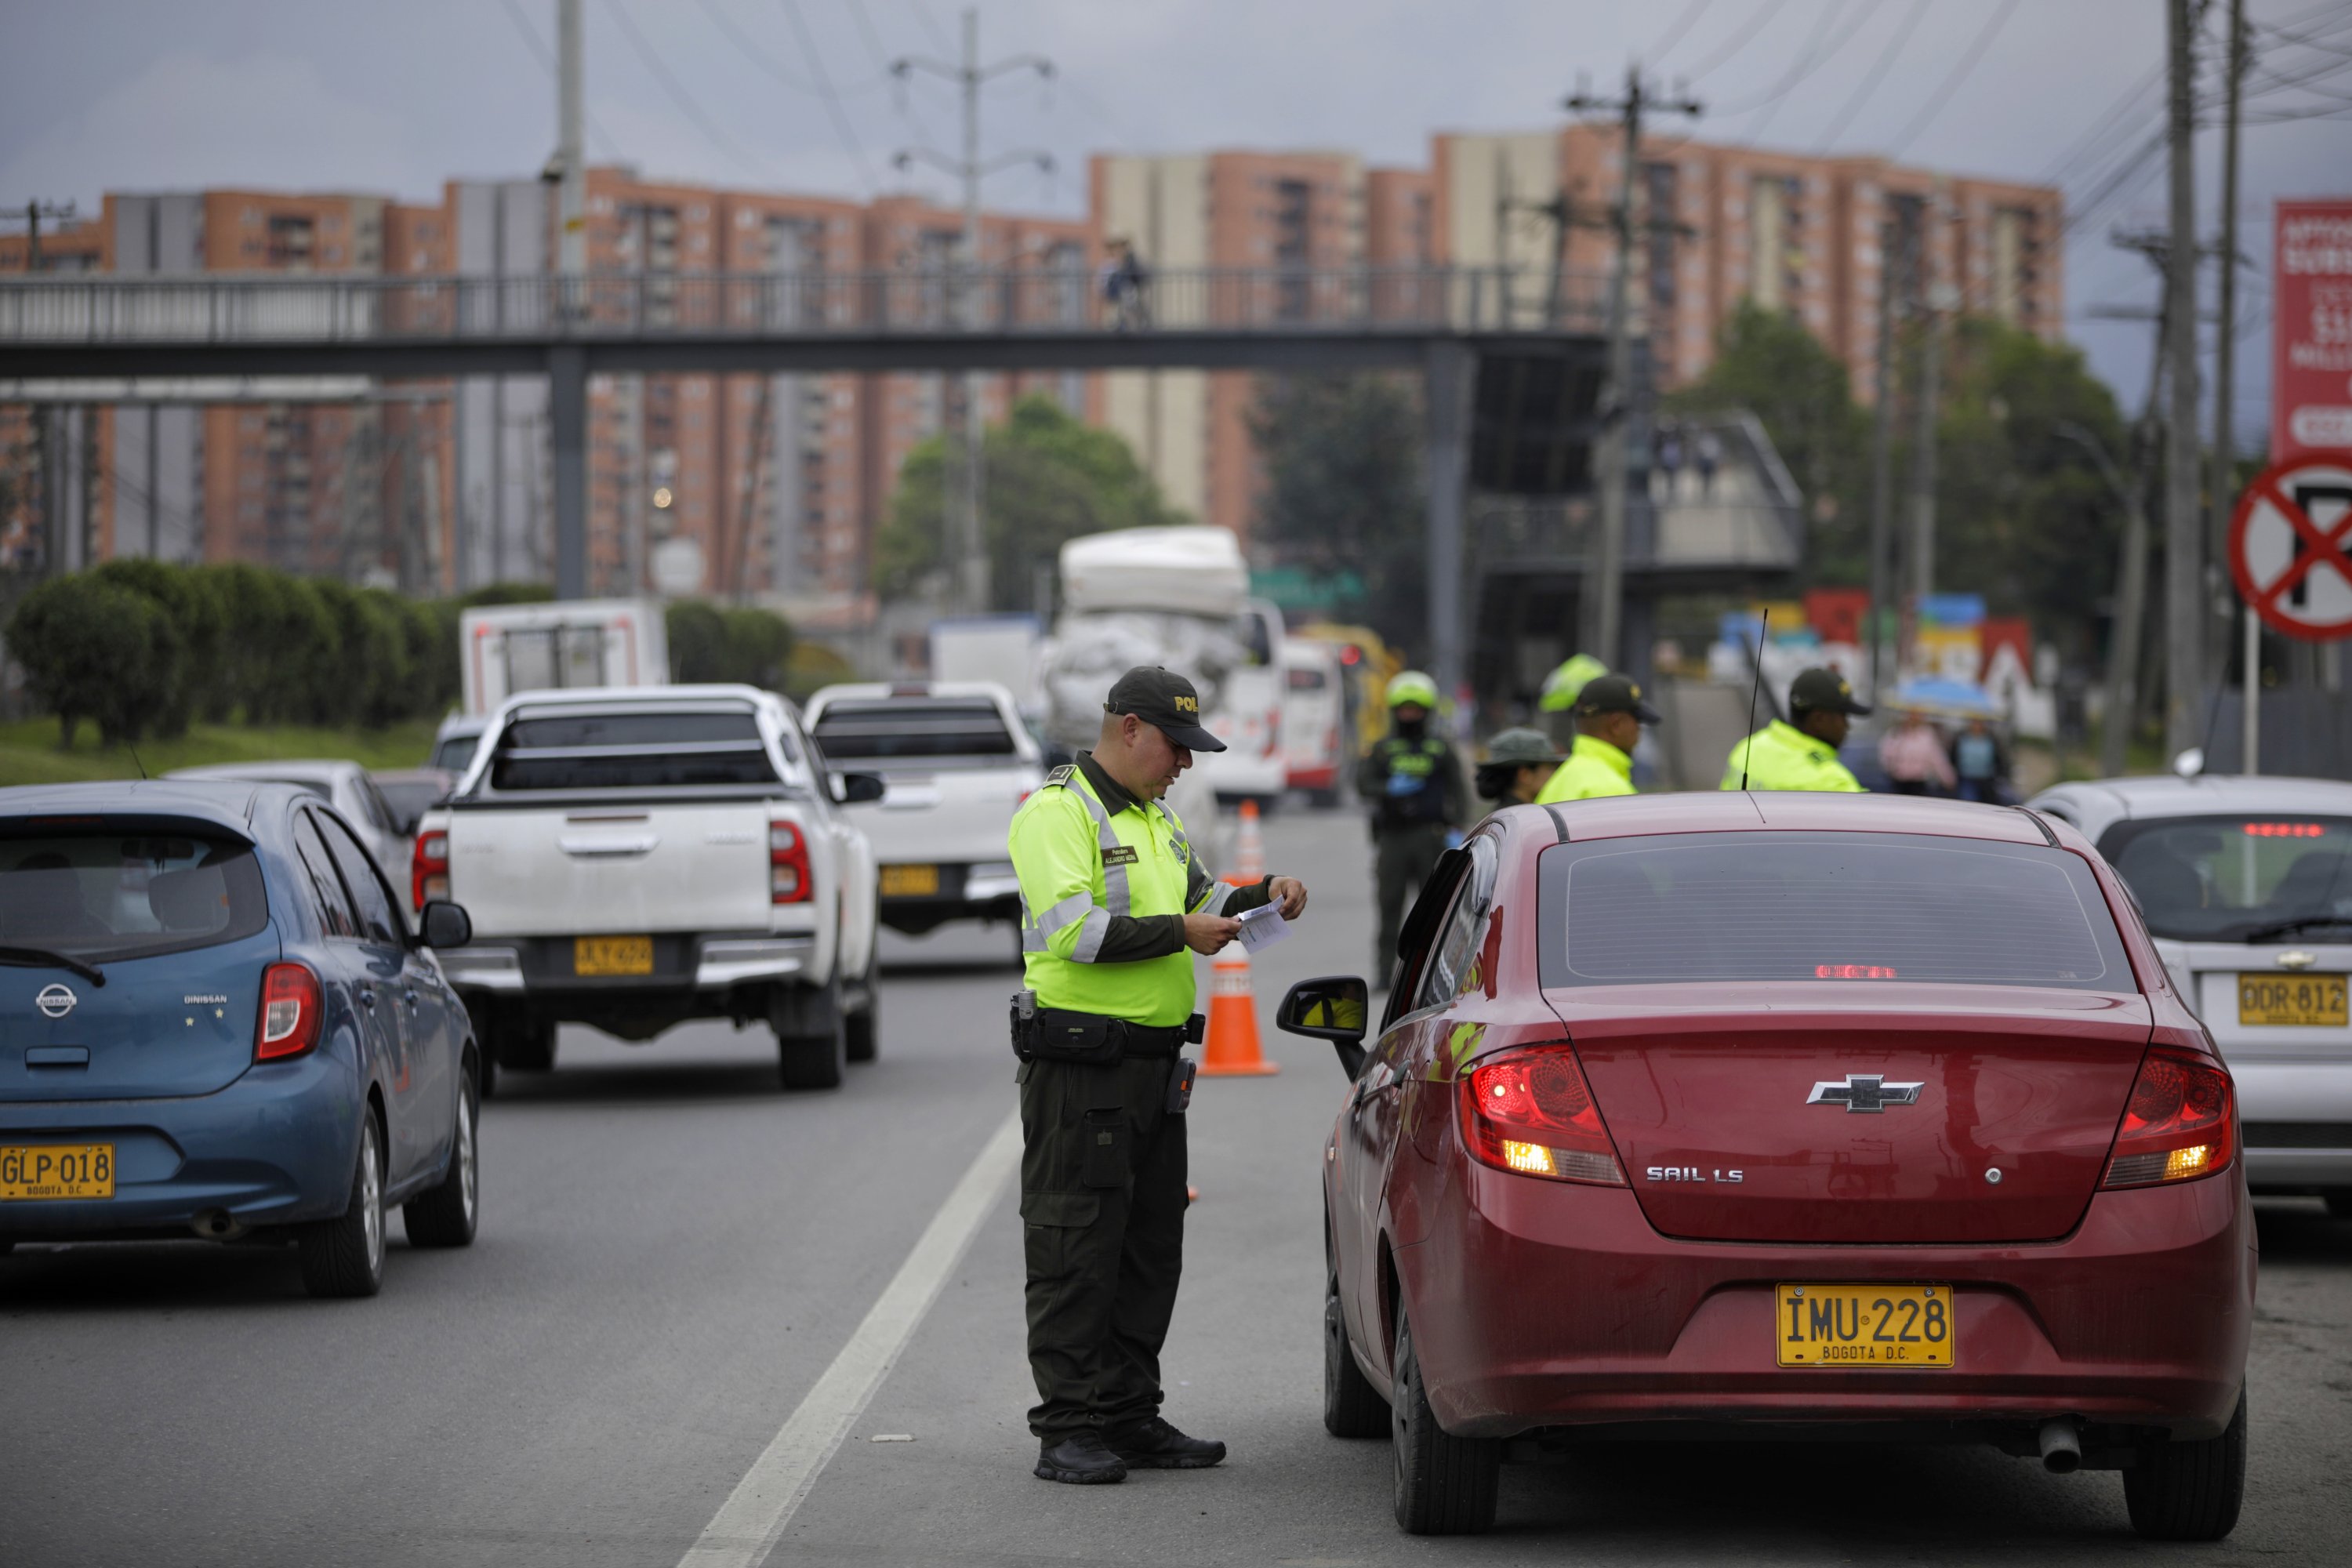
[1018,1053,1185,1441]
[1373,822,1450,980]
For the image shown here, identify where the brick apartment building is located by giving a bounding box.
[1,125,2057,600]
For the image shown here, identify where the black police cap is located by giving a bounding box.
[1789,666,1871,717]
[1105,666,1228,752]
[1573,673,1662,724]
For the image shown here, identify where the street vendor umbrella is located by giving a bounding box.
[1885,676,2002,719]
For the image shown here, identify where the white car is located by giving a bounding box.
[412,685,880,1093]
[2031,772,2352,1214]
[1196,598,1287,805]
[803,681,1045,942]
[167,760,408,881]
[1281,637,1348,807]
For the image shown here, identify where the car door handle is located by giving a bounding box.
[358,986,376,1008]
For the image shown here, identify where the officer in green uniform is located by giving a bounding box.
[1008,666,1309,1486]
[1355,670,1467,982]
[1474,727,1566,816]
[1535,673,1660,804]
[1720,666,1871,792]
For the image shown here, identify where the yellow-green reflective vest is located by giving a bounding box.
[1719,720,1865,793]
[1008,764,1219,1026]
[1534,734,1635,804]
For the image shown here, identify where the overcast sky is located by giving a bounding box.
[4,0,2347,440]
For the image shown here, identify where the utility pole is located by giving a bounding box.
[11,199,77,271]
[893,11,1054,616]
[1866,217,1909,698]
[1908,186,1951,606]
[546,0,590,599]
[2213,0,2253,771]
[556,0,586,284]
[1565,65,1700,671]
[2163,0,2205,760]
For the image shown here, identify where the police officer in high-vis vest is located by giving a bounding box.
[1355,670,1467,982]
[1007,666,1309,1486]
[1535,673,1660,804]
[1720,666,1871,792]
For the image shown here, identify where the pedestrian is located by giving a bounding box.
[1098,239,1131,328]
[1694,427,1722,498]
[1356,670,1467,982]
[1878,709,1956,796]
[1950,717,2009,804]
[1536,673,1660,803]
[1115,241,1151,331]
[1474,727,1566,815]
[1720,666,1870,792]
[1007,665,1310,1485]
[1653,422,1684,503]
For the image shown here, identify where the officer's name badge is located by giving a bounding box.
[1102,845,1140,866]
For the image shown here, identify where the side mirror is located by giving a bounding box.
[1276,975,1371,1080]
[832,771,887,804]
[420,900,473,950]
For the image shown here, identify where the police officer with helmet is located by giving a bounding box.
[1720,666,1870,792]
[1007,666,1309,1485]
[1356,670,1467,981]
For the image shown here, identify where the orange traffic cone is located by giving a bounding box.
[1222,798,1267,886]
[1200,945,1279,1076]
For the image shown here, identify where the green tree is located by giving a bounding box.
[872,394,1181,609]
[1248,373,1425,650]
[89,558,224,737]
[197,563,339,724]
[1665,299,1873,583]
[8,575,178,746]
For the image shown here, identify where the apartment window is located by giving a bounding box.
[267,215,315,269]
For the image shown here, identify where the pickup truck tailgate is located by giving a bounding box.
[448,803,773,935]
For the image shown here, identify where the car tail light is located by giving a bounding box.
[2102,1047,2235,1188]
[770,820,811,903]
[412,829,448,913]
[256,962,322,1062]
[1458,1044,1624,1185]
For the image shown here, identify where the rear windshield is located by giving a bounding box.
[1539,832,2134,991]
[2101,815,2352,943]
[489,709,782,791]
[1287,666,1328,691]
[811,699,1017,762]
[430,735,480,773]
[0,829,270,962]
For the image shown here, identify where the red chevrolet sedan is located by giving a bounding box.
[1277,792,2252,1540]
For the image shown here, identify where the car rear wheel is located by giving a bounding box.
[1324,1261,1388,1438]
[402,1066,479,1248]
[2123,1386,2246,1542]
[845,960,880,1065]
[1391,1308,1499,1534]
[299,1112,386,1299]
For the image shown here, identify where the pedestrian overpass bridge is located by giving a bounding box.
[0,266,1802,704]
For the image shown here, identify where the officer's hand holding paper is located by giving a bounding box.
[1234,901,1290,954]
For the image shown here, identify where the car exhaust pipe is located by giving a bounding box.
[2038,1417,2082,1474]
[190,1210,247,1242]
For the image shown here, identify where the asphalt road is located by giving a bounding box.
[5,808,2350,1566]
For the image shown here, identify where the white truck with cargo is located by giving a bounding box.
[411,684,880,1093]
[458,597,670,715]
[804,681,1046,943]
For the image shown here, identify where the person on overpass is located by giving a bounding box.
[1474,728,1566,816]
[1007,665,1310,1486]
[1720,667,1870,792]
[1537,673,1660,803]
[1356,670,1466,982]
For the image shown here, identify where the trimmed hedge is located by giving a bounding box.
[5,562,796,747]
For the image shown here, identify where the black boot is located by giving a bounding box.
[1035,1432,1128,1485]
[1105,1415,1227,1470]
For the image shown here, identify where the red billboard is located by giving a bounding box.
[2274,199,2352,464]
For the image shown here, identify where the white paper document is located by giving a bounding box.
[1233,901,1291,954]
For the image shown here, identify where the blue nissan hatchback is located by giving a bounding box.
[0,781,480,1298]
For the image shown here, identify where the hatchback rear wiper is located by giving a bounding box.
[0,946,107,986]
[2241,916,2352,943]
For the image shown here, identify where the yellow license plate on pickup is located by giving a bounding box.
[2238,973,2347,1027]
[879,863,940,898]
[2,1144,115,1201]
[574,935,654,976]
[1777,1283,1954,1367]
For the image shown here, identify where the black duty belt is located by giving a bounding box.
[1011,1000,1205,1065]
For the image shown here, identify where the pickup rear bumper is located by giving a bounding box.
[441,933,815,995]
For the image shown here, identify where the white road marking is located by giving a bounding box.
[677,1109,1022,1568]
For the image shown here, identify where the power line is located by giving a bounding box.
[1713,0,1873,145]
[599,0,775,178]
[1678,0,1794,80]
[1643,0,1715,65]
[1882,0,2020,156]
[692,0,887,98]
[779,0,880,193]
[1809,0,1930,152]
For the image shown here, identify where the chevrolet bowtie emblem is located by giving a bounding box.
[1807,1073,1923,1113]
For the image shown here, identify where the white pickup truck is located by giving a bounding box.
[411,685,881,1093]
[803,681,1044,945]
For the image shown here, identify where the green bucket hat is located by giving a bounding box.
[1483,727,1566,767]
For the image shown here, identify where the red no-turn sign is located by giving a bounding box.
[2230,455,2352,641]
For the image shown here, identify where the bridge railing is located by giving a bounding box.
[0,266,1613,344]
